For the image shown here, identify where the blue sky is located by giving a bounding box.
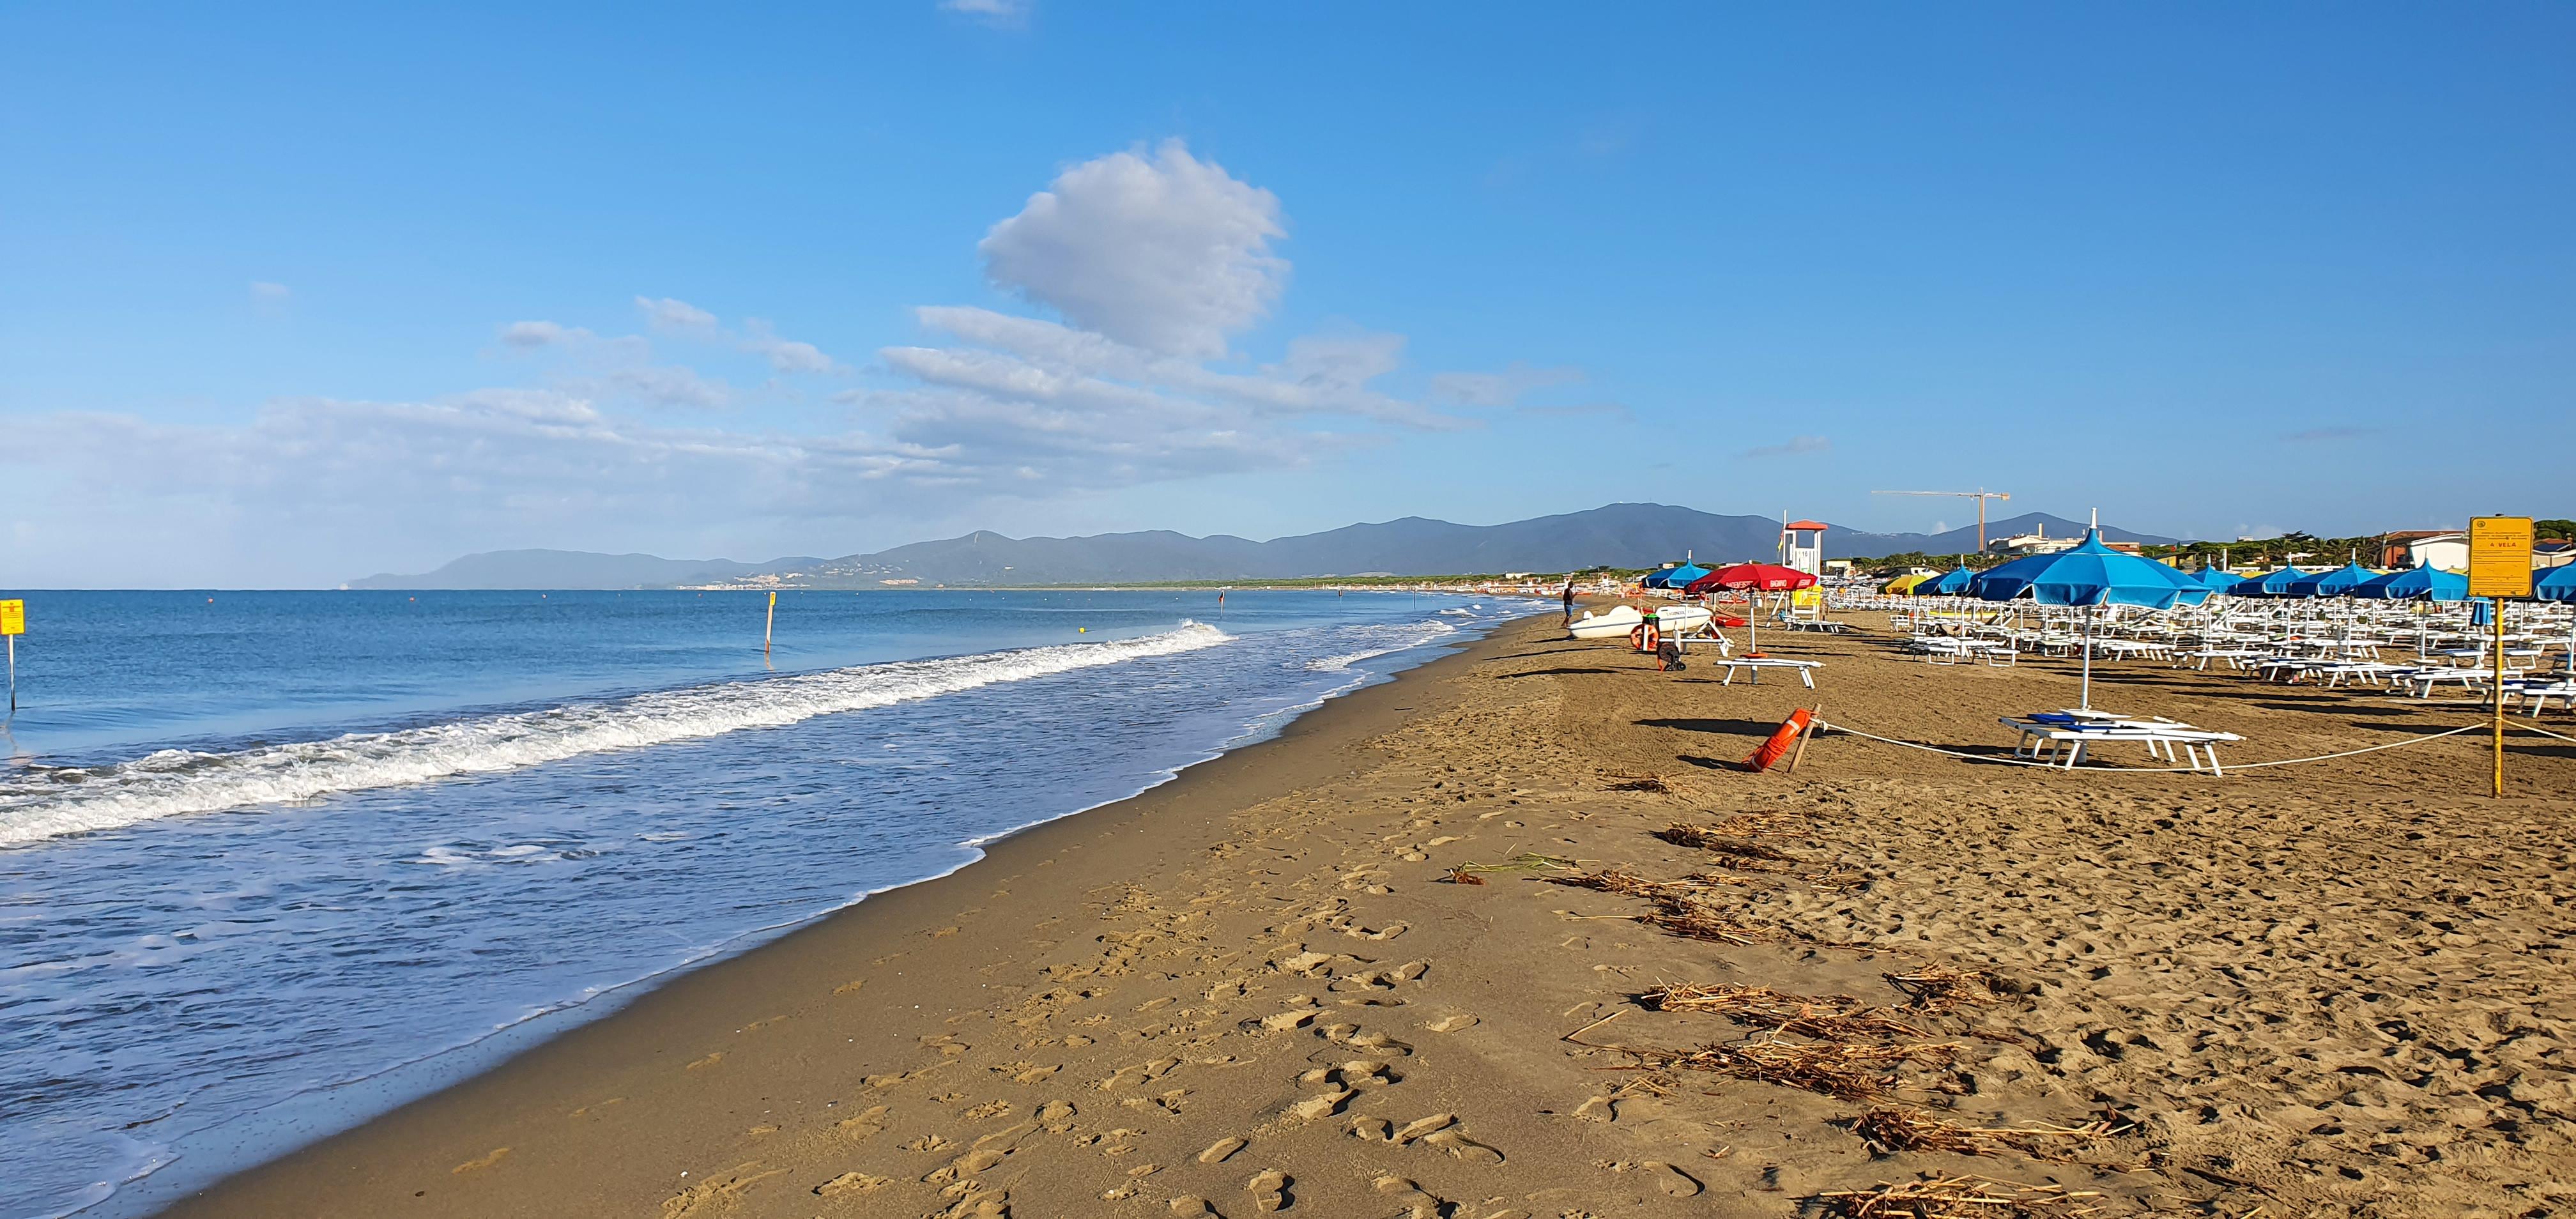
[3,3,2569,586]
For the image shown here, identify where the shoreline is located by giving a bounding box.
[151,610,2575,1217]
[148,611,1536,1218]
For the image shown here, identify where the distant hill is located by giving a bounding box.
[346,505,2174,588]
[346,549,824,590]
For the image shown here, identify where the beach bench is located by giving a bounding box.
[1998,714,2243,774]
[1715,657,1821,687]
[2172,647,2262,671]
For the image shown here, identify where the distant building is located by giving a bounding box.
[1987,523,2078,556]
[2104,540,2144,555]
[2536,539,2575,570]
[2381,531,2467,571]
[1823,558,1854,574]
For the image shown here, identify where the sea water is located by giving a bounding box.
[0,589,1519,1218]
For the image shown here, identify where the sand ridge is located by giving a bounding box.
[159,612,2575,1217]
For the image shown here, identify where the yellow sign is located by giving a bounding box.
[2467,517,2533,599]
[0,601,21,636]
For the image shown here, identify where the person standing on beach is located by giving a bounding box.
[1562,579,1576,625]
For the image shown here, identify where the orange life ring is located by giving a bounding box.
[1742,709,1814,772]
[1630,622,1660,652]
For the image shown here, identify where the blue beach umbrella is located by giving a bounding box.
[2534,564,2576,604]
[2196,568,2242,592]
[1924,563,1980,595]
[2285,562,2377,599]
[1973,530,2207,709]
[2228,567,2308,597]
[2349,566,2468,602]
[1644,564,1710,590]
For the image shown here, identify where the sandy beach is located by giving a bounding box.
[158,610,2576,1218]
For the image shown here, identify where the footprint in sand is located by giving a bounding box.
[834,1105,891,1140]
[450,1147,509,1174]
[1637,1162,1701,1197]
[1421,1128,1504,1165]
[813,1171,890,1197]
[1371,1175,1448,1219]
[1572,1096,1616,1123]
[1036,1100,1078,1132]
[1198,1136,1247,1163]
[1426,1014,1478,1033]
[1245,1169,1292,1212]
[1169,1197,1223,1217]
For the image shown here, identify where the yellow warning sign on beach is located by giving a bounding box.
[2467,517,2533,599]
[0,601,22,636]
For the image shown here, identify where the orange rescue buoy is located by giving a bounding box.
[1742,709,1814,772]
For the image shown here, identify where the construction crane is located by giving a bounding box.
[1873,489,2012,555]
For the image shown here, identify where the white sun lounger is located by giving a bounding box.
[1717,657,1821,687]
[1998,716,2243,774]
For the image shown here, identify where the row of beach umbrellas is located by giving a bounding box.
[1889,532,2576,709]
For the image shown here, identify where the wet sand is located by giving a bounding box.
[160,611,2576,1217]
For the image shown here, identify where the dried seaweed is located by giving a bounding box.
[1438,866,1486,885]
[1448,852,1579,877]
[1848,1108,2122,1162]
[1546,870,1772,944]
[1655,823,1802,862]
[1814,1174,2101,1217]
[1886,967,2002,1013]
[1656,1039,1958,1101]
[1637,983,1926,1039]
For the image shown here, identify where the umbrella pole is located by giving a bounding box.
[2081,601,2096,710]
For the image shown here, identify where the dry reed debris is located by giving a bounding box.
[1815,1174,2101,1217]
[1886,967,2003,1013]
[1847,1108,2122,1162]
[1545,871,1771,944]
[1658,1039,1958,1101]
[1654,823,1801,862]
[1637,984,1926,1039]
[1448,852,1579,879]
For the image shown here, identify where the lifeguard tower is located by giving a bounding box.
[1781,519,1827,577]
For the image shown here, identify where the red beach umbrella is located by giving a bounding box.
[1685,564,1818,656]
[1684,563,1816,595]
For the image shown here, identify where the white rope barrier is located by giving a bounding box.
[2511,716,2576,745]
[1813,717,2487,775]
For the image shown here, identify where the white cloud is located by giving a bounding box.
[602,365,733,410]
[249,280,291,304]
[633,297,841,374]
[1428,363,1584,408]
[979,140,1285,358]
[19,141,1590,583]
[939,0,1030,29]
[636,296,720,334]
[741,319,838,374]
[500,319,590,348]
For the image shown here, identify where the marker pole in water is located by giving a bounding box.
[765,591,778,656]
[0,599,22,714]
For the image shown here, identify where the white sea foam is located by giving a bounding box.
[0,622,1232,848]
[1301,618,1458,672]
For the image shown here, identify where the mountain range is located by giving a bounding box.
[346,504,2174,589]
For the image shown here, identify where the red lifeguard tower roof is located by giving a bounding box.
[1782,520,1828,532]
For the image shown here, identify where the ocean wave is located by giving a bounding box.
[1301,618,1459,672]
[0,622,1232,848]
